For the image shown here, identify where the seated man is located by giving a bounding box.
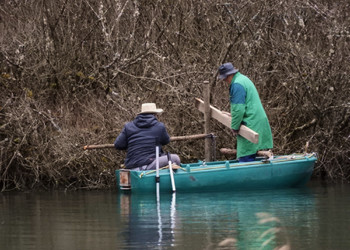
[114,103,180,170]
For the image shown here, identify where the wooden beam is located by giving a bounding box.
[203,81,212,162]
[195,98,259,144]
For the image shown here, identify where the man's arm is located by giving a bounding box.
[230,83,246,130]
[159,124,170,145]
[114,127,128,150]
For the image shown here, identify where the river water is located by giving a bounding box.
[1,180,350,250]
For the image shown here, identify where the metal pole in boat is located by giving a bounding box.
[167,152,176,192]
[155,146,162,244]
[156,146,160,199]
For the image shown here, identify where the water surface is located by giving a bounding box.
[1,181,350,249]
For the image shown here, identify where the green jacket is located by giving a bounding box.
[229,72,273,158]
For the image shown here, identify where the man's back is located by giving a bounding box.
[114,114,170,169]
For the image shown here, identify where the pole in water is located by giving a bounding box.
[170,192,176,241]
[167,152,176,192]
[156,148,162,244]
[156,146,160,200]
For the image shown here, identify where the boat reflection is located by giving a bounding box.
[118,187,316,249]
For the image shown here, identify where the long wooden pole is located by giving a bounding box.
[203,81,211,162]
[220,148,273,158]
[170,133,210,141]
[83,133,213,150]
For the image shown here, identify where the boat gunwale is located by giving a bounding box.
[131,153,317,179]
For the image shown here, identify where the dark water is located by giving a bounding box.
[1,180,350,250]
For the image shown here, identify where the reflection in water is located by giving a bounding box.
[119,192,178,249]
[1,183,350,250]
[170,192,176,247]
[119,188,316,249]
[0,191,124,250]
[157,192,162,245]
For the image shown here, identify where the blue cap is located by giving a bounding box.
[218,63,238,80]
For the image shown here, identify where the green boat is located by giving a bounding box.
[116,153,317,193]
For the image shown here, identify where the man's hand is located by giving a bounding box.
[231,129,239,136]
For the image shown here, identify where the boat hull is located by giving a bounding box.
[116,154,317,193]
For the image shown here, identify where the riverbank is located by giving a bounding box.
[1,0,349,191]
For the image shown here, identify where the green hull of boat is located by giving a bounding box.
[115,154,317,193]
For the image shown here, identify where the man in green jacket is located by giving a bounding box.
[218,62,273,162]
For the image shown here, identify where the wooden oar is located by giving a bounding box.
[195,98,259,144]
[83,133,213,150]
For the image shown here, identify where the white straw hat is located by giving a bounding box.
[139,103,163,114]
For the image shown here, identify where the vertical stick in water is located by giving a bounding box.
[170,192,176,246]
[156,146,160,200]
[155,146,162,244]
[167,153,176,192]
[156,186,162,245]
[156,175,162,244]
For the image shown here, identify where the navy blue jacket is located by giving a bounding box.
[114,114,170,169]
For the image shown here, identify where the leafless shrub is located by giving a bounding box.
[1,0,349,190]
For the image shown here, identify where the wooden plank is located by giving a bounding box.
[195,98,259,144]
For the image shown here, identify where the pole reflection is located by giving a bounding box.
[119,192,178,249]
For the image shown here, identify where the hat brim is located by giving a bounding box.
[138,108,163,115]
[219,68,238,80]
